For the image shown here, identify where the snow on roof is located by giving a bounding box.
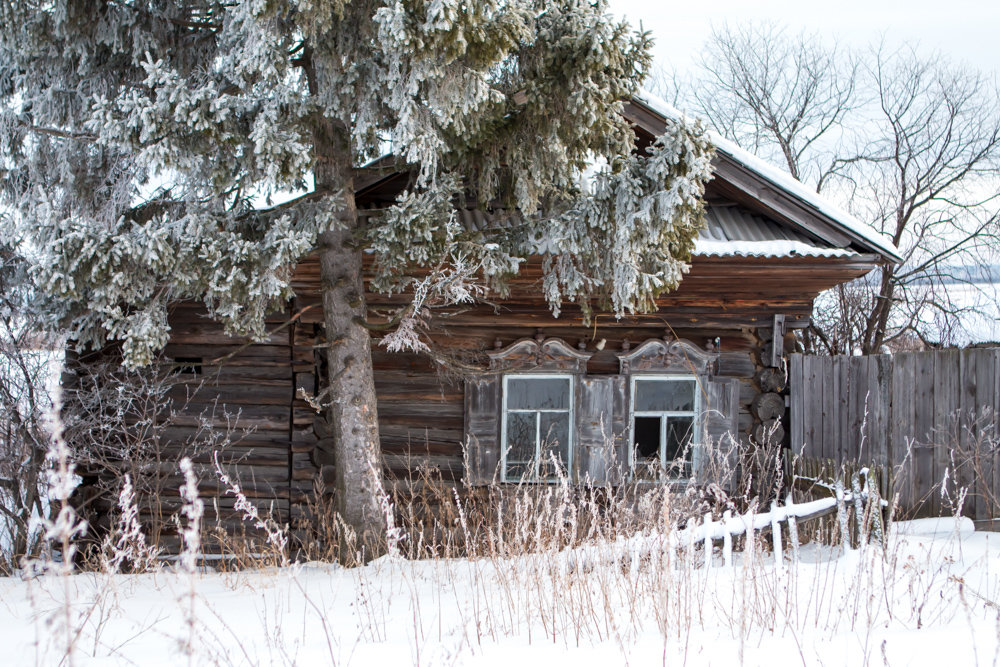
[634,90,903,263]
[694,238,854,258]
[696,205,857,258]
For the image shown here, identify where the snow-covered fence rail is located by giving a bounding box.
[678,470,884,567]
[789,348,1000,521]
[563,470,884,573]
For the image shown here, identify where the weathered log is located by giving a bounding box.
[755,367,787,393]
[313,416,331,439]
[311,437,337,467]
[753,418,785,445]
[319,464,337,489]
[751,392,785,421]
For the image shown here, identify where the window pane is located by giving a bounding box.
[633,416,661,460]
[634,379,695,412]
[507,377,571,410]
[539,412,570,457]
[632,416,661,481]
[505,462,531,481]
[664,416,695,473]
[539,413,569,478]
[506,412,536,462]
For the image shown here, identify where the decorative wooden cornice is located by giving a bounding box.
[617,337,717,375]
[487,336,592,373]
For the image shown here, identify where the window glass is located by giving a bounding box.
[540,411,572,479]
[633,416,661,460]
[664,416,695,465]
[634,379,695,412]
[503,375,572,482]
[507,377,571,410]
[505,461,531,481]
[539,413,570,458]
[506,412,536,463]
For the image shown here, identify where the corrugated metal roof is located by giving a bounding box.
[696,205,856,258]
[453,208,522,232]
[634,90,902,263]
[364,203,856,259]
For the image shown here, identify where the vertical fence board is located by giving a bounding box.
[877,354,893,496]
[895,354,917,513]
[836,355,848,463]
[942,350,960,512]
[959,350,978,520]
[912,353,935,516]
[790,355,804,452]
[804,355,817,458]
[981,350,996,521]
[993,351,1000,520]
[809,356,824,458]
[851,357,868,460]
[825,355,838,461]
[790,348,1000,519]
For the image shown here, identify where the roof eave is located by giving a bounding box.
[625,95,904,265]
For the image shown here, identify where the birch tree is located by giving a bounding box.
[0,1,714,548]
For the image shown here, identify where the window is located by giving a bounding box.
[630,376,700,480]
[501,375,573,482]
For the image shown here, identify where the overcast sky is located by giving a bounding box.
[609,0,1000,77]
[606,1,1000,339]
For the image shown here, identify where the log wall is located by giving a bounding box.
[68,250,870,546]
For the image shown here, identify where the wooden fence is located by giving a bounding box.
[788,349,1000,520]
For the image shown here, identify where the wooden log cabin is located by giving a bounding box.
[70,93,900,542]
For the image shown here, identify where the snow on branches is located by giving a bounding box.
[0,0,707,365]
[541,120,714,321]
[20,199,339,367]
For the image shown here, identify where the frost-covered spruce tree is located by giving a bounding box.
[0,1,713,551]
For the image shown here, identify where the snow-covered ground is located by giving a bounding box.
[0,517,997,666]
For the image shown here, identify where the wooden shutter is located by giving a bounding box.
[575,375,628,485]
[464,374,501,485]
[609,375,628,484]
[703,377,741,491]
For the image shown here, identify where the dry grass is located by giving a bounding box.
[10,405,1000,665]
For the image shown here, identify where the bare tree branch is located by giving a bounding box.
[676,24,1000,352]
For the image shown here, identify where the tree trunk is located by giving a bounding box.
[862,265,896,354]
[309,71,387,558]
[318,224,387,559]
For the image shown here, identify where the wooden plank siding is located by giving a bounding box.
[789,349,1000,519]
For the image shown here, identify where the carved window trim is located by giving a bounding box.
[487,336,592,373]
[616,337,717,376]
[617,337,719,482]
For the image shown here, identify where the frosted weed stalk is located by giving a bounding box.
[177,457,203,665]
[102,473,158,574]
[367,438,405,560]
[23,393,88,667]
[213,451,289,568]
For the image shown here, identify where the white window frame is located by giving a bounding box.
[628,375,702,480]
[500,373,574,483]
